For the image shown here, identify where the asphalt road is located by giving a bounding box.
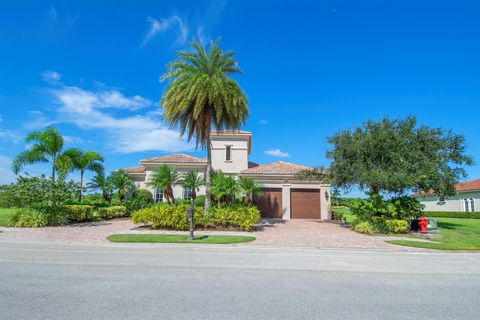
[1,241,479,320]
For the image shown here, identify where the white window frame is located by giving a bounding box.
[155,189,164,203]
[225,145,232,161]
[183,187,193,200]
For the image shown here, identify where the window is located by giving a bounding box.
[471,198,476,212]
[464,198,470,212]
[225,145,232,161]
[154,189,164,203]
[183,187,193,200]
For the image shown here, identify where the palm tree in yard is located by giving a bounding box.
[160,39,249,215]
[147,164,180,204]
[63,149,104,201]
[182,171,205,202]
[12,127,75,182]
[210,171,240,206]
[238,177,263,205]
[87,172,114,204]
[109,170,134,201]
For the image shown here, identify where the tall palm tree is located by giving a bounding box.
[147,164,180,204]
[108,170,134,201]
[238,177,263,205]
[12,127,76,182]
[87,172,113,204]
[161,39,249,215]
[182,171,205,202]
[63,149,104,201]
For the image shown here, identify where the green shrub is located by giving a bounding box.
[132,189,153,202]
[39,205,69,226]
[97,206,128,219]
[351,220,375,235]
[63,205,94,222]
[422,211,480,219]
[194,195,205,207]
[8,208,48,228]
[209,205,261,231]
[132,203,204,230]
[385,219,409,233]
[331,210,344,221]
[123,198,153,213]
[131,203,261,231]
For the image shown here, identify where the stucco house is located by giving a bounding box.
[123,130,331,220]
[413,178,479,212]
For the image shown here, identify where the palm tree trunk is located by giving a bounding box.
[169,186,175,204]
[204,136,212,216]
[244,195,249,205]
[78,170,84,202]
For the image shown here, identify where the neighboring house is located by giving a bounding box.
[413,178,479,212]
[122,130,331,220]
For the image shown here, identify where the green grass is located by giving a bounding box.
[332,206,355,223]
[0,208,16,227]
[387,217,480,250]
[107,234,256,244]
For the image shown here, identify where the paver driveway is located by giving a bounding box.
[251,219,396,249]
[0,218,398,249]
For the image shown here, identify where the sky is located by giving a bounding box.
[0,0,479,196]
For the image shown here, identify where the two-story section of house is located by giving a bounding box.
[122,130,331,220]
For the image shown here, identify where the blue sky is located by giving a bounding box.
[0,0,479,195]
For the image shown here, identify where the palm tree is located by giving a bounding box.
[238,177,263,205]
[182,171,205,202]
[87,173,113,203]
[108,170,134,201]
[12,127,75,182]
[160,39,249,215]
[210,171,240,206]
[147,164,180,204]
[63,149,104,201]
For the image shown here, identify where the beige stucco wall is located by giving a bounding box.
[416,191,479,212]
[132,164,207,202]
[210,136,249,174]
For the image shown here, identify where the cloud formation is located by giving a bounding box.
[259,119,268,125]
[141,15,189,48]
[39,71,191,154]
[265,148,289,158]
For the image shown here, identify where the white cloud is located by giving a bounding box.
[24,111,57,129]
[259,119,268,125]
[63,135,84,144]
[141,15,189,48]
[265,149,289,158]
[0,115,20,143]
[41,70,62,83]
[0,156,17,185]
[47,79,191,154]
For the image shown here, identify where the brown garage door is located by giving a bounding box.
[291,189,321,219]
[253,188,283,218]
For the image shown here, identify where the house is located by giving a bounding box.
[122,130,331,220]
[412,178,479,212]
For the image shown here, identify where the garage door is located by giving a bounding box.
[290,189,321,219]
[253,188,283,218]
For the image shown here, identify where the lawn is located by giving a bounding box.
[387,218,480,250]
[0,208,16,227]
[107,234,256,244]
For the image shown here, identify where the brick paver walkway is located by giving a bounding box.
[1,218,399,249]
[250,219,397,249]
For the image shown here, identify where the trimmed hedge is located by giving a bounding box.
[131,203,261,231]
[63,205,94,222]
[132,203,204,230]
[422,211,480,219]
[97,206,128,219]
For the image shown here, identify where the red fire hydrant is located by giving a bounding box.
[418,216,428,233]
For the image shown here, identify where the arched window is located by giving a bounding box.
[470,198,476,212]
